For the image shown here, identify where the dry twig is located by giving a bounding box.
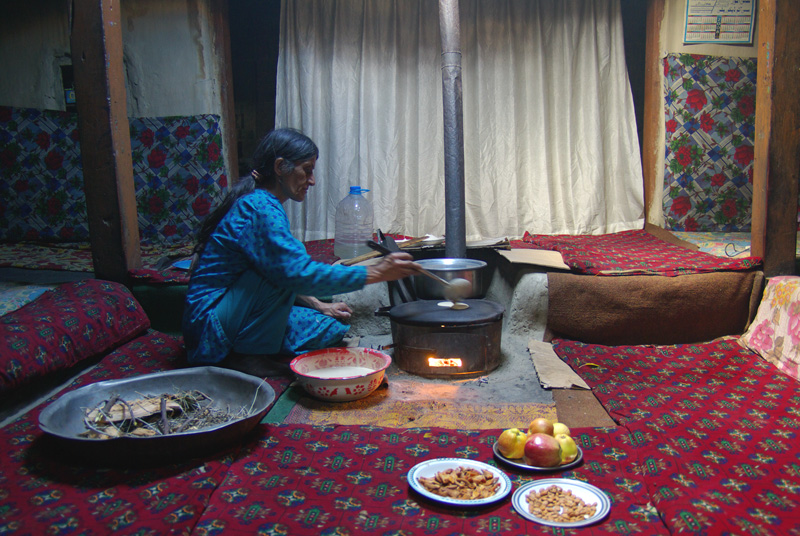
[80,389,247,439]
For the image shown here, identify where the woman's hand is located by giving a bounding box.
[365,252,421,284]
[297,295,353,320]
[318,301,353,320]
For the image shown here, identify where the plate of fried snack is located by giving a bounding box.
[512,478,610,527]
[407,458,512,507]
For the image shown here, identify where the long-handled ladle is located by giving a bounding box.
[366,240,472,302]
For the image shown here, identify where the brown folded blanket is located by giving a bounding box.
[547,270,764,346]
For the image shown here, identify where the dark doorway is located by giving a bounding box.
[620,0,648,160]
[229,0,281,176]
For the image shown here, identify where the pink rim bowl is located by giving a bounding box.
[289,347,392,402]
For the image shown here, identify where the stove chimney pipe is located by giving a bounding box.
[438,0,466,259]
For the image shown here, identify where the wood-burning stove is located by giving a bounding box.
[378,299,504,378]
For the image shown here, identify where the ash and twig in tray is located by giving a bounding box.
[80,390,249,439]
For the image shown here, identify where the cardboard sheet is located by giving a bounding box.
[498,248,570,270]
[528,340,590,390]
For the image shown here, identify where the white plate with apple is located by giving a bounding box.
[492,442,583,472]
[512,478,611,527]
[407,458,513,507]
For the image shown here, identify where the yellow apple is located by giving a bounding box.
[552,422,571,437]
[496,428,528,459]
[554,433,579,464]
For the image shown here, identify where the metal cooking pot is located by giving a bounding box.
[412,258,489,300]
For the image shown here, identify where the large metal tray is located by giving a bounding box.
[38,366,275,467]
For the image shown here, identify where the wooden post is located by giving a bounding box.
[71,0,140,284]
[211,0,239,182]
[642,0,665,226]
[752,0,800,276]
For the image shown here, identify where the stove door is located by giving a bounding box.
[392,322,501,378]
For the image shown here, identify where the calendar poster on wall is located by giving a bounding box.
[684,0,756,44]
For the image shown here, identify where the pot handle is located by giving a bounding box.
[374,305,392,317]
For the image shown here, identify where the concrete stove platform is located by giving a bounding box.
[332,251,615,428]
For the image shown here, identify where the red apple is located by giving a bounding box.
[523,433,562,467]
[528,417,555,436]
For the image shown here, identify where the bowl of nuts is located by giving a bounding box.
[512,478,611,527]
[407,458,512,507]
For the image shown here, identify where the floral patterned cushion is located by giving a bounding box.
[0,106,227,246]
[129,115,227,246]
[0,279,150,394]
[663,54,757,232]
[0,106,87,242]
[739,276,800,381]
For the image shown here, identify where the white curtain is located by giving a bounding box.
[276,0,644,242]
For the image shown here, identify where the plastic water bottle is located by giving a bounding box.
[334,186,374,259]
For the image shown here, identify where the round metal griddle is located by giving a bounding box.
[386,299,505,326]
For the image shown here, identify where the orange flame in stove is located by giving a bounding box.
[427,357,463,368]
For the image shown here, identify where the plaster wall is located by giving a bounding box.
[0,0,70,111]
[121,0,223,118]
[0,0,223,117]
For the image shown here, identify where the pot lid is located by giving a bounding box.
[388,299,504,326]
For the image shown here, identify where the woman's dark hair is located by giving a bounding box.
[192,128,319,257]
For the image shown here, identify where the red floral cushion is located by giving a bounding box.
[0,279,150,394]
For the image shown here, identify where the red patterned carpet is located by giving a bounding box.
[3,419,663,534]
[554,337,800,533]
[190,423,662,535]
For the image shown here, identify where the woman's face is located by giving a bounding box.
[275,156,317,203]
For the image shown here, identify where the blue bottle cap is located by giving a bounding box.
[350,186,370,194]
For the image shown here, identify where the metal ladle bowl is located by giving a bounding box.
[443,277,472,302]
[365,241,473,303]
